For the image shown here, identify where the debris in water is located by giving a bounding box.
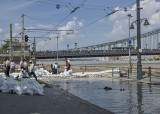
[104,86,112,90]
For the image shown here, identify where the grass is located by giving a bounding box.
[37,80,52,88]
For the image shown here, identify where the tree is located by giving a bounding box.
[0,40,10,52]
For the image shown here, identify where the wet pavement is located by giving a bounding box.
[0,86,113,114]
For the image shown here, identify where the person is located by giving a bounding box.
[65,59,70,71]
[24,59,28,73]
[52,63,58,74]
[51,64,53,73]
[3,58,7,76]
[10,60,15,73]
[29,60,37,81]
[20,59,25,70]
[5,59,10,77]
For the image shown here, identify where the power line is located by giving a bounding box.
[55,0,87,28]
[25,15,55,29]
[77,10,118,31]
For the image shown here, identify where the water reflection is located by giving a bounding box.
[52,77,160,114]
[137,84,143,114]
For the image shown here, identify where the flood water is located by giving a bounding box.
[52,77,160,114]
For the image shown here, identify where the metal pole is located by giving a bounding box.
[21,13,25,60]
[57,37,59,74]
[128,14,133,74]
[33,38,36,65]
[148,66,151,81]
[136,0,142,80]
[10,24,13,61]
[67,44,69,51]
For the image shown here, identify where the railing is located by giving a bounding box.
[78,65,160,82]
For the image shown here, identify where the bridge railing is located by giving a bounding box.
[36,49,160,56]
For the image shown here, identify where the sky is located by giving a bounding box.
[0,0,160,51]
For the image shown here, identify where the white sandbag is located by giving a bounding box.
[19,69,30,78]
[13,85,23,95]
[0,76,5,87]
[0,76,44,95]
[0,81,10,92]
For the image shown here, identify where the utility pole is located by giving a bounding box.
[21,13,25,60]
[10,24,13,61]
[57,36,59,74]
[128,14,133,73]
[32,38,36,65]
[136,0,142,80]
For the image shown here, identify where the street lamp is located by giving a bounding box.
[130,19,150,30]
[75,43,77,49]
[67,44,69,51]
[128,14,133,74]
[130,0,150,80]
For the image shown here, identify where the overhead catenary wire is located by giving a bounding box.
[54,0,87,28]
[76,0,154,31]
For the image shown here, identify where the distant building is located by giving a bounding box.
[0,38,30,63]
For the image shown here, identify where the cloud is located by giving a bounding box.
[14,23,21,31]
[37,24,54,29]
[150,11,160,25]
[36,17,84,50]
[105,0,160,40]
[0,28,3,34]
[58,16,83,39]
[104,20,128,39]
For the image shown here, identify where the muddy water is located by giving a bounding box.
[51,77,160,114]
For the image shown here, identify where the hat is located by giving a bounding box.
[29,60,32,63]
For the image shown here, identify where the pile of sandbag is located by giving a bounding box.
[35,68,52,77]
[0,76,44,95]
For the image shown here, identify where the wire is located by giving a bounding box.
[25,15,55,29]
[77,9,118,31]
[141,0,154,6]
[55,0,87,28]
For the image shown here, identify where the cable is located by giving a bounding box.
[25,15,55,29]
[55,0,87,28]
[77,10,118,31]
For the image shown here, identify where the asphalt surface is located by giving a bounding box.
[0,87,113,114]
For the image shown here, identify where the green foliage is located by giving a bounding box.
[37,80,52,88]
[5,77,52,88]
[0,40,10,52]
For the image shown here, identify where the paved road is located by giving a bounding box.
[0,87,113,114]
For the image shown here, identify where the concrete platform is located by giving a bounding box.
[0,87,113,114]
[118,75,160,85]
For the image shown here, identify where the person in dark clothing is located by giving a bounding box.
[5,59,10,77]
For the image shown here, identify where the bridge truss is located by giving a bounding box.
[72,28,160,50]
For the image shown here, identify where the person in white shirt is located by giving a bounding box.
[24,60,28,72]
[10,60,15,73]
[3,58,7,76]
[29,60,37,81]
[20,59,25,70]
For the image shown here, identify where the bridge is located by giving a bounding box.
[70,28,160,51]
[35,49,160,59]
[1,28,160,60]
[35,28,160,59]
